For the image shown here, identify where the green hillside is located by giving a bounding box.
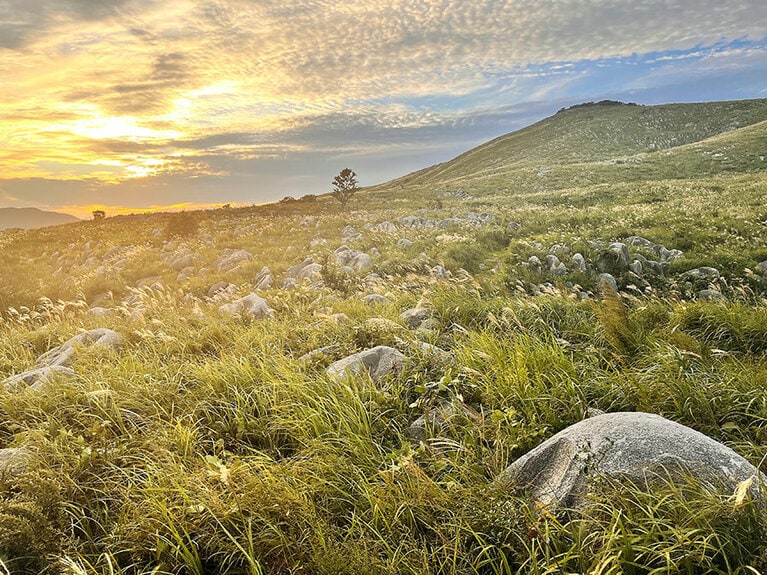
[2,99,767,574]
[378,98,767,192]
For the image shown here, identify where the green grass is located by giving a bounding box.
[1,99,767,573]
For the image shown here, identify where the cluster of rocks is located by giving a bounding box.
[2,328,124,393]
[397,212,497,229]
[521,236,703,298]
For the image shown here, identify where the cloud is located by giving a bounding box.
[1,0,766,211]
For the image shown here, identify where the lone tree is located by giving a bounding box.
[92,209,106,220]
[331,168,358,208]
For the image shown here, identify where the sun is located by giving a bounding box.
[66,116,181,142]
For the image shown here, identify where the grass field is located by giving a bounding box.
[2,99,767,574]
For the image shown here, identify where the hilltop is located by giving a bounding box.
[0,99,767,573]
[0,207,79,231]
[376,98,767,193]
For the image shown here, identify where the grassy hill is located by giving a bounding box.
[377,98,767,193]
[1,99,767,574]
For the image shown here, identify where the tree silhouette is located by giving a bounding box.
[92,210,106,220]
[331,168,358,208]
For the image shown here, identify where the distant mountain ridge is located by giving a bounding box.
[0,207,79,231]
[377,98,767,192]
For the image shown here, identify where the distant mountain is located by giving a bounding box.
[376,98,767,192]
[0,207,80,231]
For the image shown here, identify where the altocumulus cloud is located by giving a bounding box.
[0,0,766,215]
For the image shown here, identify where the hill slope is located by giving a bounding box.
[379,98,767,191]
[0,207,79,230]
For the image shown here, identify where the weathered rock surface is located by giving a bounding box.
[214,248,253,272]
[334,246,372,272]
[285,258,323,283]
[326,346,406,384]
[407,400,474,443]
[219,293,273,319]
[254,267,273,290]
[501,412,762,510]
[0,447,30,475]
[3,366,77,392]
[35,328,124,368]
[400,307,431,329]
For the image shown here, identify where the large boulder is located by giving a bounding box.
[219,293,273,319]
[501,412,762,510]
[35,328,124,368]
[326,346,406,384]
[3,366,77,392]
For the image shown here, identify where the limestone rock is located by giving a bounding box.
[254,266,274,290]
[285,258,323,284]
[3,366,77,392]
[0,447,30,475]
[219,293,273,319]
[35,328,124,368]
[400,307,431,329]
[326,346,406,384]
[501,412,763,510]
[214,248,253,272]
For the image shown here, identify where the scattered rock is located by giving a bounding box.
[254,267,273,290]
[681,267,721,282]
[597,273,618,293]
[3,366,77,392]
[299,344,342,362]
[0,447,30,475]
[430,265,450,279]
[334,246,372,272]
[342,225,362,243]
[407,400,474,443]
[500,412,763,511]
[35,328,124,368]
[400,308,431,329]
[571,253,587,271]
[363,294,390,306]
[169,254,196,271]
[373,221,397,233]
[696,289,725,301]
[397,238,413,248]
[326,346,406,384]
[219,293,273,319]
[214,249,253,272]
[285,258,323,283]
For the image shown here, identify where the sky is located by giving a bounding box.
[1,1,766,218]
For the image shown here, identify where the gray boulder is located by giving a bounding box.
[407,400,474,443]
[596,243,630,275]
[681,267,721,282]
[400,307,431,329]
[35,328,124,368]
[214,248,253,272]
[597,273,618,293]
[254,267,273,290]
[219,293,273,319]
[362,294,390,306]
[3,365,77,392]
[0,447,30,475]
[326,346,406,384]
[397,238,414,248]
[501,412,763,510]
[571,253,587,271]
[285,258,323,283]
[170,253,195,271]
[756,260,767,276]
